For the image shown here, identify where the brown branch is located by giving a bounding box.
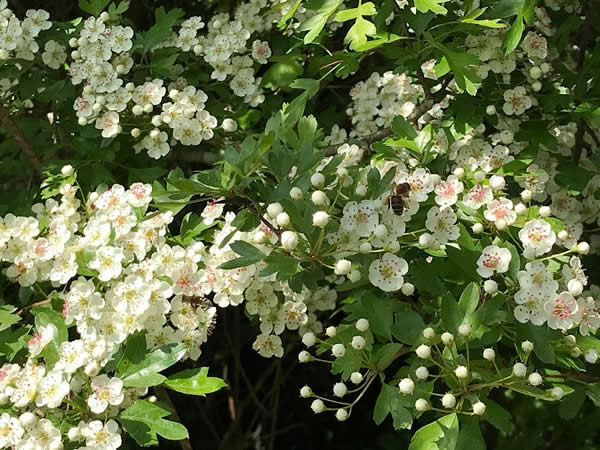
[17,298,51,315]
[0,104,40,175]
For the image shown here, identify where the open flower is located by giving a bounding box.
[545,292,579,331]
[87,375,124,414]
[476,245,511,278]
[519,219,556,258]
[368,253,409,292]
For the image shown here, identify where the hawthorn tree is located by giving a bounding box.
[1,0,600,449]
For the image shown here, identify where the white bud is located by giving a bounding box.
[473,171,486,182]
[300,386,313,398]
[532,81,542,92]
[253,231,267,244]
[399,378,415,394]
[359,242,372,253]
[490,175,505,191]
[143,104,153,113]
[419,232,434,247]
[312,211,330,228]
[132,105,143,115]
[311,399,325,414]
[483,280,498,294]
[326,326,337,337]
[281,231,298,250]
[333,382,348,397]
[441,332,454,346]
[100,11,110,21]
[416,366,429,380]
[513,362,527,377]
[348,269,361,282]
[442,393,456,409]
[334,259,352,276]
[521,189,533,201]
[472,223,484,234]
[290,187,303,200]
[540,62,551,73]
[423,327,436,340]
[496,218,508,230]
[373,224,388,238]
[577,241,590,254]
[455,365,468,379]
[311,190,328,206]
[585,349,598,364]
[500,131,514,144]
[311,172,325,188]
[68,37,78,47]
[151,115,162,127]
[529,66,542,79]
[351,335,366,350]
[356,318,370,332]
[483,348,496,361]
[351,372,363,384]
[276,212,290,227]
[472,401,486,416]
[356,183,367,196]
[568,279,583,296]
[131,128,141,138]
[527,372,542,386]
[302,332,316,347]
[415,398,429,412]
[558,230,569,240]
[61,164,74,176]
[486,105,496,115]
[298,351,310,363]
[564,335,577,346]
[92,103,102,113]
[453,167,465,179]
[335,408,349,421]
[67,426,80,441]
[521,340,534,352]
[332,343,346,358]
[458,323,471,337]
[515,203,527,215]
[551,387,565,400]
[539,206,551,217]
[222,118,237,132]
[266,202,283,218]
[401,282,415,296]
[571,347,582,358]
[71,50,80,59]
[416,344,431,359]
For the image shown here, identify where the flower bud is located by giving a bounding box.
[441,332,454,346]
[416,366,429,380]
[61,164,74,176]
[302,332,316,347]
[132,105,143,115]
[415,398,429,412]
[551,387,565,400]
[453,167,465,179]
[143,104,153,113]
[402,282,415,296]
[474,171,486,182]
[528,372,543,386]
[515,203,527,215]
[490,175,505,191]
[419,232,434,247]
[373,224,388,238]
[539,206,551,217]
[472,401,486,416]
[455,365,468,379]
[496,218,508,230]
[483,348,496,361]
[351,335,366,350]
[131,128,141,138]
[335,409,349,421]
[529,66,542,79]
[359,242,372,253]
[423,327,436,340]
[521,189,533,201]
[276,212,290,227]
[577,241,590,254]
[399,378,415,394]
[311,172,325,188]
[326,326,337,337]
[333,382,348,397]
[532,81,542,92]
[484,280,498,294]
[222,118,237,132]
[348,269,361,282]
[442,393,456,409]
[458,323,471,337]
[351,372,363,384]
[356,318,369,332]
[332,343,345,358]
[281,231,298,250]
[311,190,328,206]
[300,386,313,398]
[558,230,569,240]
[585,349,598,364]
[356,183,367,196]
[486,105,496,115]
[416,344,431,359]
[311,399,325,413]
[521,340,534,352]
[267,202,283,218]
[298,351,310,363]
[335,259,352,275]
[568,279,583,296]
[513,362,527,377]
[312,211,330,228]
[472,223,484,234]
[290,187,303,200]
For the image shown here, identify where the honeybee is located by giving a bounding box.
[388,182,411,215]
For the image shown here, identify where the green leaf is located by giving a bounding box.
[119,400,189,447]
[461,8,505,28]
[165,367,227,396]
[503,15,524,54]
[560,387,586,420]
[331,347,364,380]
[392,116,418,139]
[458,282,480,319]
[229,241,265,260]
[373,383,413,430]
[374,343,403,370]
[0,306,20,332]
[119,343,186,388]
[430,42,481,95]
[484,399,514,433]
[334,2,376,21]
[409,413,459,450]
[78,0,111,15]
[137,7,185,54]
[441,293,462,332]
[456,416,485,450]
[298,0,344,44]
[415,0,448,15]
[392,310,425,345]
[345,16,377,51]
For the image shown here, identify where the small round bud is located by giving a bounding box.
[311,399,325,414]
[415,366,429,380]
[558,230,569,240]
[540,62,551,73]
[61,164,74,176]
[356,183,367,196]
[151,115,161,127]
[68,37,78,47]
[100,11,110,21]
[570,347,582,358]
[399,378,415,394]
[311,190,328,206]
[222,118,237,132]
[419,232,434,247]
[311,172,325,188]
[472,401,486,416]
[458,323,471,337]
[453,167,465,179]
[276,212,290,227]
[359,242,372,253]
[335,408,349,421]
[568,279,583,296]
[564,335,577,346]
[521,189,533,201]
[483,280,498,294]
[356,318,370,332]
[335,259,352,276]
[333,382,348,397]
[351,335,366,350]
[515,203,527,215]
[298,351,310,363]
[143,104,153,113]
[455,365,468,379]
[490,175,505,191]
[441,332,454,346]
[70,50,80,59]
[539,206,551,217]
[78,117,88,126]
[348,269,361,283]
[551,387,565,400]
[267,202,283,218]
[302,332,316,347]
[532,81,542,92]
[521,340,534,352]
[423,327,436,340]
[326,326,337,337]
[290,187,303,200]
[529,66,542,79]
[253,230,266,244]
[486,105,496,115]
[300,386,313,398]
[473,171,486,182]
[500,131,514,144]
[351,372,363,384]
[373,224,388,238]
[496,218,508,230]
[332,343,346,358]
[92,103,102,113]
[281,231,298,250]
[336,167,348,179]
[442,393,456,409]
[312,211,330,228]
[585,349,598,364]
[131,128,141,138]
[528,372,543,386]
[577,242,590,254]
[416,344,431,359]
[132,105,143,115]
[415,398,429,412]
[483,348,496,361]
[401,282,415,296]
[472,223,484,234]
[513,362,527,377]
[67,426,80,441]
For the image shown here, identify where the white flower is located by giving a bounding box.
[0,413,24,448]
[252,40,271,64]
[434,175,463,208]
[425,206,460,246]
[514,289,549,325]
[396,168,434,202]
[484,198,517,224]
[545,292,579,331]
[577,297,600,336]
[476,245,511,278]
[463,184,493,209]
[502,86,532,116]
[36,370,70,408]
[252,333,284,358]
[368,253,409,292]
[27,324,56,357]
[522,32,547,59]
[341,200,379,236]
[518,219,556,258]
[81,419,122,449]
[125,182,152,207]
[201,200,224,225]
[95,111,120,138]
[89,246,125,281]
[517,261,558,294]
[41,40,67,69]
[87,375,124,414]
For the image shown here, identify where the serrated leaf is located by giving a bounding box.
[374,383,413,430]
[119,400,188,447]
[415,0,448,15]
[409,413,459,450]
[119,342,186,388]
[78,0,111,15]
[165,367,227,396]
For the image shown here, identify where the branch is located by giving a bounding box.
[17,298,51,315]
[0,104,40,175]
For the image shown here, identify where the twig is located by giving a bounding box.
[17,299,51,315]
[0,104,41,175]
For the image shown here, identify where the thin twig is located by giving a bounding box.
[0,104,41,175]
[17,299,51,315]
